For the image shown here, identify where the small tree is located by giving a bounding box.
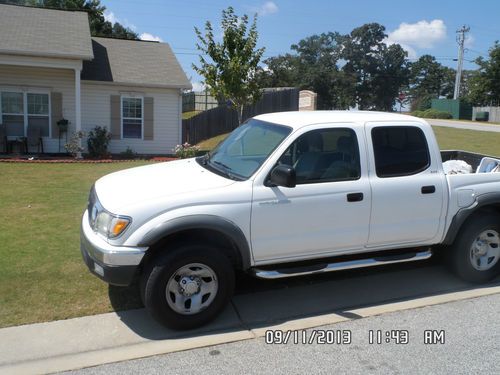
[193,7,265,124]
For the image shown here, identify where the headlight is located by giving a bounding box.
[88,186,131,238]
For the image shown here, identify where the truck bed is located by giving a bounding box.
[441,150,500,173]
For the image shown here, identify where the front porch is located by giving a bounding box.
[0,55,83,154]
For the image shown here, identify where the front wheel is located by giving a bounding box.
[448,214,500,283]
[141,245,235,330]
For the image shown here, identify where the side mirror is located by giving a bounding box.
[268,164,296,188]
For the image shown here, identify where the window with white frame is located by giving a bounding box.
[1,91,50,137]
[122,97,143,139]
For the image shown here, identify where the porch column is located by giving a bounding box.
[74,68,82,158]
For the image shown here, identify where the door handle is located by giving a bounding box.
[421,185,436,194]
[347,192,364,202]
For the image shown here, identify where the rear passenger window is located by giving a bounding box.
[372,126,430,178]
[277,128,361,184]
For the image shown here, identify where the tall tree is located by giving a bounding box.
[258,32,355,109]
[0,0,138,39]
[193,7,265,124]
[408,55,455,110]
[467,42,500,106]
[341,23,409,111]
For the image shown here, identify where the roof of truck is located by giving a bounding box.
[254,111,426,130]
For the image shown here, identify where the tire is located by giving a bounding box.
[448,213,500,283]
[141,245,235,330]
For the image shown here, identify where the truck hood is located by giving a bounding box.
[94,158,235,213]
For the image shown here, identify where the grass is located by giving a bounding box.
[0,126,499,328]
[0,161,151,328]
[182,110,201,120]
[196,133,229,151]
[432,126,500,156]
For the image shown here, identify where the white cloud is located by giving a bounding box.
[260,1,278,16]
[191,81,205,92]
[104,11,137,31]
[387,19,447,49]
[104,11,117,24]
[465,34,475,48]
[140,33,163,42]
[253,1,278,16]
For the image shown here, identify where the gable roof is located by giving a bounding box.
[0,4,93,60]
[82,37,191,89]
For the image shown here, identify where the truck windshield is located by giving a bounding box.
[198,119,292,180]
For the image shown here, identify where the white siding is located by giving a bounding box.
[0,64,182,155]
[81,83,181,155]
[0,64,75,153]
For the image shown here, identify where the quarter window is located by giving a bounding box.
[277,128,361,184]
[372,126,430,178]
[122,97,143,139]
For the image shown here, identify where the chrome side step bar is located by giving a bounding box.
[251,249,433,279]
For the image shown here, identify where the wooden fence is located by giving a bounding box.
[182,88,299,144]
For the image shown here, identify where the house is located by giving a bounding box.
[0,4,191,155]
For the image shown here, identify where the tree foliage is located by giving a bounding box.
[258,23,408,111]
[0,0,138,39]
[408,55,455,110]
[341,23,409,111]
[467,42,500,106]
[193,7,265,124]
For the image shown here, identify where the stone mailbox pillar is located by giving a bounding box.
[299,90,317,111]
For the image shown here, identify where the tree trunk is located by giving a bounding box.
[237,104,244,126]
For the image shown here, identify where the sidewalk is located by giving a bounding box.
[1,264,499,374]
[427,119,500,132]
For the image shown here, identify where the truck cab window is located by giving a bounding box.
[372,126,430,178]
[278,128,361,184]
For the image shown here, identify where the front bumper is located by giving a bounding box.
[81,210,148,286]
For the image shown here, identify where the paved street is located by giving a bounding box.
[427,119,500,132]
[66,293,500,375]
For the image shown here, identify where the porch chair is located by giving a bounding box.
[25,125,44,154]
[0,124,6,153]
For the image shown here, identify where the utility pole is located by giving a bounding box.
[453,25,470,100]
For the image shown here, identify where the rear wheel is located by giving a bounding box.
[141,245,235,330]
[448,214,500,283]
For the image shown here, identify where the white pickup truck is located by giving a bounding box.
[81,111,500,329]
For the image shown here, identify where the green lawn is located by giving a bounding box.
[432,126,500,156]
[0,126,499,328]
[0,161,151,328]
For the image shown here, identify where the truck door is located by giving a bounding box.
[250,125,371,263]
[365,122,447,247]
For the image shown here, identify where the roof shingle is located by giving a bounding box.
[82,37,191,89]
[0,4,93,60]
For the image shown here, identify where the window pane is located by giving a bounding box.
[27,93,49,115]
[3,115,24,136]
[28,116,50,137]
[122,98,142,119]
[372,126,430,178]
[2,92,23,114]
[278,128,361,184]
[123,119,142,138]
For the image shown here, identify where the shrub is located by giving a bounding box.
[87,126,111,158]
[120,146,137,160]
[412,108,452,119]
[173,143,200,158]
[64,131,85,158]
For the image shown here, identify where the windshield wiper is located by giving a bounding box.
[212,160,241,180]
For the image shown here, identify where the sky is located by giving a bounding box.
[102,0,500,91]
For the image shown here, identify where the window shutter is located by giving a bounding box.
[144,97,154,140]
[51,92,63,139]
[110,95,121,140]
